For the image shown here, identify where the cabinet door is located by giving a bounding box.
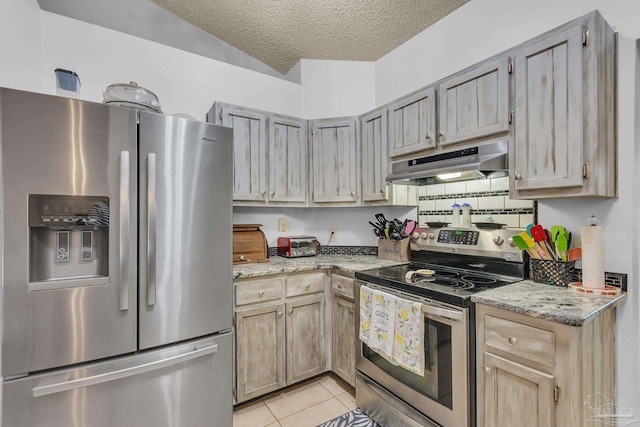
[388,87,436,157]
[438,57,511,146]
[220,105,268,201]
[332,295,355,386]
[286,294,326,384]
[269,116,307,203]
[311,118,359,203]
[361,107,389,202]
[483,352,555,427]
[235,304,284,403]
[513,25,585,192]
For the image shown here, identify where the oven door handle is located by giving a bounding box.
[422,305,463,322]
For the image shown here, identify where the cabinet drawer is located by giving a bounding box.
[285,273,325,297]
[484,315,555,368]
[236,278,283,306]
[332,275,355,300]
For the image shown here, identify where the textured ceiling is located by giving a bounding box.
[149,0,468,74]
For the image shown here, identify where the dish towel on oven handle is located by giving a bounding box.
[368,289,396,360]
[359,285,373,346]
[392,298,424,376]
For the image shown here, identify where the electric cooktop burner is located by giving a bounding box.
[357,261,523,306]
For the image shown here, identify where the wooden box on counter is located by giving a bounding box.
[233,224,269,264]
[378,239,410,262]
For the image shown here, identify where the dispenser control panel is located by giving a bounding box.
[29,195,109,227]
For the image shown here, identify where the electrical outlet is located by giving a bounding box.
[278,218,287,232]
[328,228,337,243]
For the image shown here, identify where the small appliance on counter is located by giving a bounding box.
[277,236,318,258]
[233,224,269,263]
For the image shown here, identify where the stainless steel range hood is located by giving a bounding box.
[386,140,508,182]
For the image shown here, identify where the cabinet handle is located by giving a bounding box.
[514,174,522,180]
[484,366,491,374]
[271,191,276,196]
[380,190,384,193]
[259,290,265,296]
[278,311,283,317]
[239,255,245,261]
[508,337,517,344]
[425,135,431,140]
[348,309,354,315]
[261,191,266,196]
[304,284,311,290]
[288,309,294,315]
[438,131,444,137]
[351,192,355,196]
[337,284,342,289]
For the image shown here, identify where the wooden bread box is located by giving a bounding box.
[233,224,269,264]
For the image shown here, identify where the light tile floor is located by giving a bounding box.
[233,373,356,427]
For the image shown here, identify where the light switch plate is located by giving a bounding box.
[278,218,287,232]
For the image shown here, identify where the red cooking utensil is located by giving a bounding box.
[530,224,556,260]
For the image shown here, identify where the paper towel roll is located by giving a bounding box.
[581,225,604,289]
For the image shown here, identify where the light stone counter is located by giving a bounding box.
[233,255,404,279]
[471,280,627,326]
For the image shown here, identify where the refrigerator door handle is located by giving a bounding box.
[119,151,130,311]
[147,153,157,306]
[32,343,219,397]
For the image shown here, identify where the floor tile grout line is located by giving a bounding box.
[278,397,351,426]
[261,398,281,425]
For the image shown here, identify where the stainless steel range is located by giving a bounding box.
[355,226,526,427]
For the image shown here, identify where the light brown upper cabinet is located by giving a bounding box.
[360,107,389,203]
[310,117,359,204]
[213,103,268,202]
[388,87,437,157]
[268,115,307,204]
[438,57,511,147]
[210,102,308,205]
[511,11,616,199]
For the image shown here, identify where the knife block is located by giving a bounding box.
[233,224,269,264]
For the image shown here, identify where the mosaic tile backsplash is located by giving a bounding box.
[268,245,378,257]
[414,176,535,228]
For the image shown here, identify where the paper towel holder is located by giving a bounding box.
[587,215,600,226]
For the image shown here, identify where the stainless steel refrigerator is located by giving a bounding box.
[0,88,233,426]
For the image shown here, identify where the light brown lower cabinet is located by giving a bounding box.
[332,295,355,386]
[476,304,615,427]
[235,303,284,402]
[234,272,328,404]
[286,294,326,384]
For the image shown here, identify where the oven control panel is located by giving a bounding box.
[437,230,479,245]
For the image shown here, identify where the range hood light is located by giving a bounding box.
[386,140,508,182]
[437,172,462,181]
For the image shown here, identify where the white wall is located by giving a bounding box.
[300,59,375,119]
[0,0,42,93]
[375,0,640,412]
[39,12,303,121]
[233,206,417,248]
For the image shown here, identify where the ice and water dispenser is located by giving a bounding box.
[29,195,110,290]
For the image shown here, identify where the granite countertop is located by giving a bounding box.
[471,280,627,326]
[233,255,404,279]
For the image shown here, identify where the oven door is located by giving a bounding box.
[356,281,470,427]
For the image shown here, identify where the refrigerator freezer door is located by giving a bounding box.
[0,89,138,377]
[138,112,233,349]
[2,333,232,427]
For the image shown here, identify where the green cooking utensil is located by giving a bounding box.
[513,234,540,259]
[550,225,565,244]
[556,233,568,262]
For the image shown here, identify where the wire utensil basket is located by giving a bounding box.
[530,259,576,287]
